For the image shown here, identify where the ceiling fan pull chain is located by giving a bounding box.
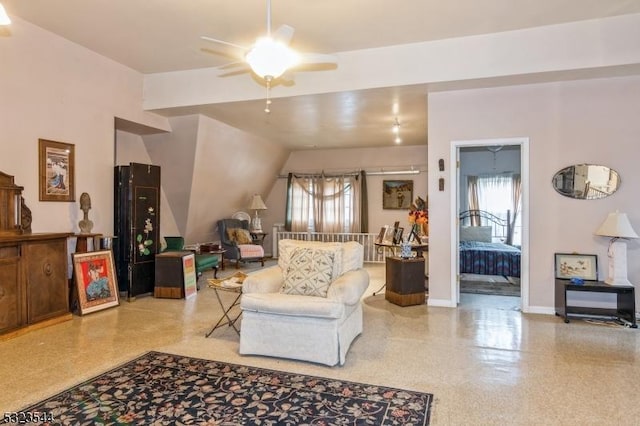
[265,79,272,113]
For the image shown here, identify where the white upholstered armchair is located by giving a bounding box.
[239,239,369,366]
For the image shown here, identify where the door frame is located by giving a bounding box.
[449,137,530,311]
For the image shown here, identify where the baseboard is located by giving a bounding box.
[523,306,555,315]
[427,298,456,307]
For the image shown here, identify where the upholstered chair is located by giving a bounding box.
[239,239,369,366]
[217,219,265,268]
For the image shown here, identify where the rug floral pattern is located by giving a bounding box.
[20,351,433,425]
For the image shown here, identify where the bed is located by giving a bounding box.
[458,210,520,278]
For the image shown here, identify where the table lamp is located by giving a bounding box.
[595,211,638,286]
[249,194,267,232]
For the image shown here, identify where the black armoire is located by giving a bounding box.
[114,163,161,299]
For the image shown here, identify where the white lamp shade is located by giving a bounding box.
[0,3,11,25]
[595,211,638,238]
[249,194,267,211]
[245,37,299,79]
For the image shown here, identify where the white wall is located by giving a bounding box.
[0,17,168,236]
[185,115,289,245]
[119,115,290,247]
[428,75,640,310]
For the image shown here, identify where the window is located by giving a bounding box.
[476,174,522,246]
[287,173,362,233]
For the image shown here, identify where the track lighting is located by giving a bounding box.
[392,117,401,134]
[392,117,401,143]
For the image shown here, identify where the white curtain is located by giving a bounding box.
[288,173,360,233]
[475,174,522,245]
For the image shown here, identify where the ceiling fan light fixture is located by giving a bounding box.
[246,37,299,79]
[0,3,11,26]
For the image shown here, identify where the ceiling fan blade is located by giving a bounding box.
[299,53,338,65]
[273,70,295,86]
[217,60,249,70]
[200,47,243,62]
[273,24,295,45]
[218,67,251,77]
[201,35,248,52]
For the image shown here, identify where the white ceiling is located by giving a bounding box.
[5,0,640,148]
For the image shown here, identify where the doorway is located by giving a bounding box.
[449,138,530,311]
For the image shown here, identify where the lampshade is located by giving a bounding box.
[245,37,299,80]
[249,194,267,211]
[595,211,638,239]
[0,3,11,26]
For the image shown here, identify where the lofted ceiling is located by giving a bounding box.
[4,0,640,149]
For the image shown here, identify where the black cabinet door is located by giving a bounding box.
[114,163,160,298]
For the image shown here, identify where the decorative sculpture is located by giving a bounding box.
[78,192,94,233]
[20,197,32,233]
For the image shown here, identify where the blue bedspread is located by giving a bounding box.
[459,241,521,278]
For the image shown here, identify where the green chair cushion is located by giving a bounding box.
[195,253,219,274]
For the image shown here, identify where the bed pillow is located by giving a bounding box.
[460,226,492,242]
[281,247,337,297]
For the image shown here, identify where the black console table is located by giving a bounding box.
[555,279,637,328]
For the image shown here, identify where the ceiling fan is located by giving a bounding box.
[201,0,337,112]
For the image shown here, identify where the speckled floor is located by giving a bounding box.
[1,263,639,425]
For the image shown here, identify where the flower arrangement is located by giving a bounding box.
[408,196,428,237]
[408,209,428,224]
[408,196,428,224]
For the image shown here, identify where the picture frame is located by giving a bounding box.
[73,250,119,315]
[39,138,75,202]
[376,226,388,244]
[393,227,404,244]
[382,180,413,209]
[554,253,598,281]
[182,253,198,299]
[408,223,423,244]
[382,226,395,244]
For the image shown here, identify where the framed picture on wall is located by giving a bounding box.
[38,138,75,202]
[382,180,413,209]
[73,250,120,315]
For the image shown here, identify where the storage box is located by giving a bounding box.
[154,251,193,299]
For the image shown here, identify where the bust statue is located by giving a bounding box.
[78,192,94,233]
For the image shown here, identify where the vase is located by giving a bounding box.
[400,241,412,258]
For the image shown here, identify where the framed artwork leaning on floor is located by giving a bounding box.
[73,250,120,315]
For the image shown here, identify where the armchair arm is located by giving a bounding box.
[242,266,284,294]
[326,269,369,305]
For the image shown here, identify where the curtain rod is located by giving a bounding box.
[277,165,426,179]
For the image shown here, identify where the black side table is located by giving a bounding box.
[555,279,637,328]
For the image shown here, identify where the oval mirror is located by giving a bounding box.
[552,164,620,200]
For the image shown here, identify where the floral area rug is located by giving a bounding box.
[19,351,433,425]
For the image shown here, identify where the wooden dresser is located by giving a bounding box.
[0,233,72,338]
